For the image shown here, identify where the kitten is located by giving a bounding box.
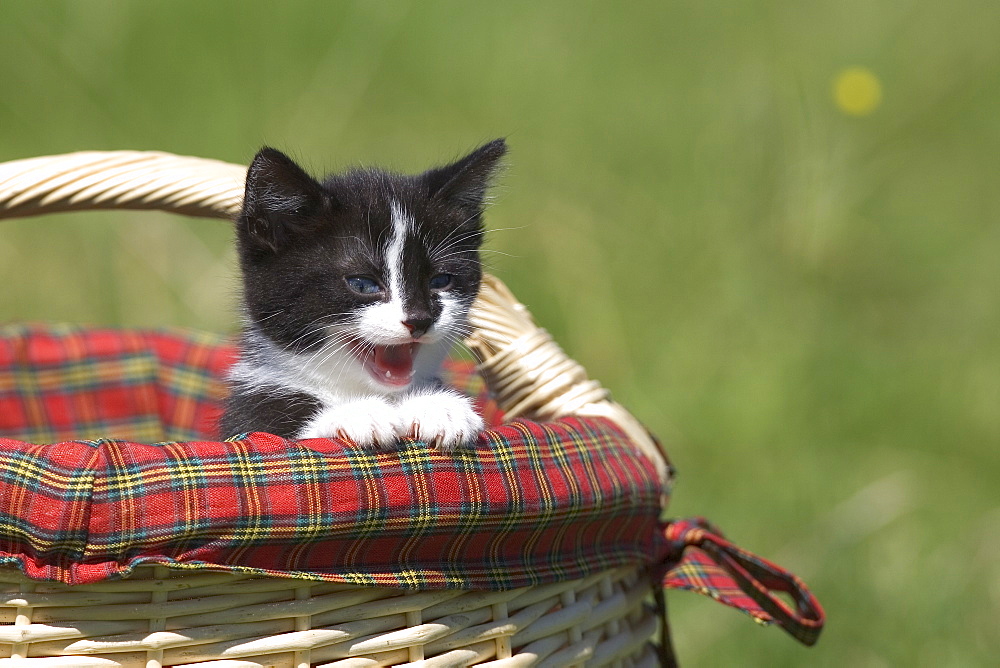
[219,140,506,450]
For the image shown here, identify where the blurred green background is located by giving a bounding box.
[2,1,998,664]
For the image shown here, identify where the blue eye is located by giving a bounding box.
[347,276,383,295]
[429,274,453,291]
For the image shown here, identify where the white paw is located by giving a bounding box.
[297,397,402,449]
[397,389,484,451]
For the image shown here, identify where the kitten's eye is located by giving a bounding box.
[346,276,383,296]
[429,273,453,291]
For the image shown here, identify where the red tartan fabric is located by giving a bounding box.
[0,324,233,444]
[0,419,662,589]
[658,518,825,646]
[0,326,663,589]
[0,325,825,647]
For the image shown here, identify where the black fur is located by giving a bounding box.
[219,389,322,440]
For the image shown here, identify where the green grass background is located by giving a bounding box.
[2,1,998,664]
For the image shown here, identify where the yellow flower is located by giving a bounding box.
[833,67,883,116]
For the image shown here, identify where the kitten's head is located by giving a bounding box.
[236,139,506,393]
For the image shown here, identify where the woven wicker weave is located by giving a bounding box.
[0,152,669,667]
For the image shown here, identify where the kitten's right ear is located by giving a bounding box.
[425,138,507,212]
[239,147,331,252]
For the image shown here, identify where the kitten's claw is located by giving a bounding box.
[398,390,484,452]
[295,392,483,452]
[298,397,402,449]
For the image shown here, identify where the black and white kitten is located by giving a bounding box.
[220,139,506,450]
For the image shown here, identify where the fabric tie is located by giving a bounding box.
[658,517,825,647]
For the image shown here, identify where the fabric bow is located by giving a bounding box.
[658,517,825,647]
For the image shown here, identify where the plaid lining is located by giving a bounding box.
[0,418,661,590]
[0,325,824,646]
[0,324,232,444]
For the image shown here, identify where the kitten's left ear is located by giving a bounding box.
[424,138,507,212]
[239,147,332,252]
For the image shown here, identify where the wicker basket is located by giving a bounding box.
[0,152,672,667]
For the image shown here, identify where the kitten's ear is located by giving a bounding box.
[424,138,507,212]
[239,147,331,252]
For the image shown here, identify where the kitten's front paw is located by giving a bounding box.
[298,397,402,449]
[398,390,484,452]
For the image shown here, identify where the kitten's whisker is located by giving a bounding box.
[298,333,356,370]
[318,335,380,386]
[428,222,470,258]
[284,325,331,348]
[366,200,373,245]
[430,227,484,258]
[485,225,528,234]
[466,248,516,257]
[431,249,491,263]
[288,328,353,366]
[427,210,483,255]
[282,321,350,353]
[434,224,524,259]
[426,211,498,257]
[253,310,286,322]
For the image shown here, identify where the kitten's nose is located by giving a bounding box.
[402,318,432,339]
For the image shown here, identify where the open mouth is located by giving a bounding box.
[352,340,420,387]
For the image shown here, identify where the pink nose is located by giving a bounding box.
[402,318,431,339]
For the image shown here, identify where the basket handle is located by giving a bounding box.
[0,151,247,220]
[0,151,671,485]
